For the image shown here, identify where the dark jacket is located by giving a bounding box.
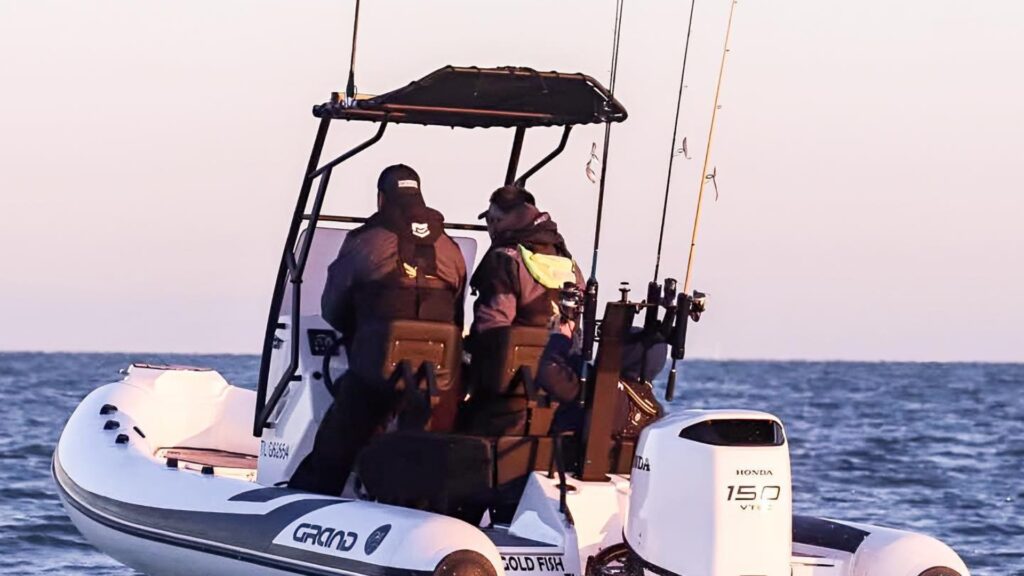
[535,333,586,434]
[322,201,466,383]
[462,209,583,433]
[535,330,668,436]
[470,210,583,335]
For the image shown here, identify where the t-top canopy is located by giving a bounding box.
[312,66,628,129]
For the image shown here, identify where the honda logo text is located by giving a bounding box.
[736,469,773,476]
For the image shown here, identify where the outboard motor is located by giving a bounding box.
[625,409,792,576]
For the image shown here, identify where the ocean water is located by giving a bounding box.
[0,352,1021,575]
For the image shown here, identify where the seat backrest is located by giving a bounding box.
[499,326,559,436]
[499,326,550,390]
[382,320,463,432]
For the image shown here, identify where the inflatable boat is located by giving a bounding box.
[55,66,971,576]
[54,363,969,576]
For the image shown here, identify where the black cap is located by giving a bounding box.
[477,185,537,219]
[377,164,421,198]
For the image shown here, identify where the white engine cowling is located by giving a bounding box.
[625,409,792,576]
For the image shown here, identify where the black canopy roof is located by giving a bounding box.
[312,66,628,129]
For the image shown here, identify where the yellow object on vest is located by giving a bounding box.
[519,245,577,289]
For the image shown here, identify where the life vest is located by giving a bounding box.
[519,245,578,289]
[469,212,579,330]
[514,244,578,326]
[351,257,457,326]
[349,224,458,329]
[347,199,458,327]
[342,215,461,385]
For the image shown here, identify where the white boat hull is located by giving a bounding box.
[54,365,970,576]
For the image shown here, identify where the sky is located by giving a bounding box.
[1,0,1021,361]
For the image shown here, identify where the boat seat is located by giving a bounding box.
[483,326,559,437]
[495,435,554,486]
[359,435,559,489]
[493,435,629,484]
[499,326,549,390]
[490,434,578,522]
[357,431,577,524]
[507,326,557,436]
[378,319,463,432]
[357,431,492,522]
[494,435,572,484]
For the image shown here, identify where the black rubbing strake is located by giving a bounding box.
[52,457,421,576]
[228,487,312,503]
[793,515,870,553]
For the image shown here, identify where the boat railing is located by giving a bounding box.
[253,120,389,435]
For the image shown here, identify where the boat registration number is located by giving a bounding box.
[260,440,290,460]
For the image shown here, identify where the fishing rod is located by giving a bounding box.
[652,0,697,283]
[345,0,362,102]
[665,0,739,402]
[640,0,697,385]
[682,0,735,297]
[588,0,625,282]
[581,0,626,368]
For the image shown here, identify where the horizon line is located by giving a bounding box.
[1,348,1021,366]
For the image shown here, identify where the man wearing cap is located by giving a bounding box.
[461,185,584,435]
[290,164,467,496]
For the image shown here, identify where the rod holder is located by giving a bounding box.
[581,278,599,363]
[665,361,678,402]
[671,292,691,361]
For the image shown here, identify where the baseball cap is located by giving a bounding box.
[377,164,422,198]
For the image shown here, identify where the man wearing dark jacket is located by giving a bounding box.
[537,320,667,436]
[462,185,584,435]
[290,164,467,495]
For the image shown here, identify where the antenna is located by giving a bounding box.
[653,0,697,283]
[345,0,362,103]
[665,0,738,402]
